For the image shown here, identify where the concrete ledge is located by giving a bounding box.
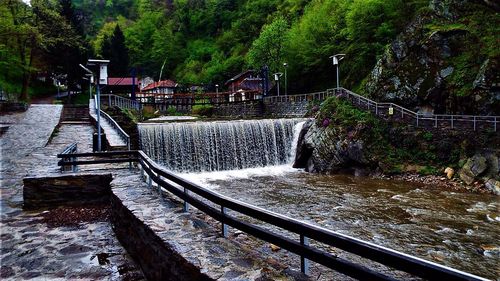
[111,174,298,281]
[23,173,112,209]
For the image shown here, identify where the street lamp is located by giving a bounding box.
[83,74,93,100]
[274,72,283,96]
[283,63,288,96]
[329,54,345,89]
[79,64,94,100]
[85,59,109,152]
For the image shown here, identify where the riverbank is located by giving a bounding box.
[294,97,499,195]
[379,173,491,194]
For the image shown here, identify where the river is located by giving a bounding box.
[140,119,498,279]
[184,168,499,280]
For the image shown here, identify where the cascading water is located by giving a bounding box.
[139,119,306,173]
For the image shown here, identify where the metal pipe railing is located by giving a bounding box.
[56,149,489,280]
[59,143,78,172]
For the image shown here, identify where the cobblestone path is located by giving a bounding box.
[0,105,144,280]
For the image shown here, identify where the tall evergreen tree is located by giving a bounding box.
[102,25,129,77]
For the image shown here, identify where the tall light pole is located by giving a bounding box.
[274,72,283,96]
[86,59,109,152]
[330,54,345,89]
[283,62,288,96]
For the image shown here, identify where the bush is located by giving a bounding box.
[191,104,213,117]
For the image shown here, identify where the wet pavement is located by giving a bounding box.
[0,105,144,280]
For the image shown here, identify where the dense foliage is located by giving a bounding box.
[3,0,495,102]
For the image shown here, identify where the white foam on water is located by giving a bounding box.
[181,164,303,188]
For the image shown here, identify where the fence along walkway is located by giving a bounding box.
[265,88,498,132]
[58,148,488,281]
[89,98,129,149]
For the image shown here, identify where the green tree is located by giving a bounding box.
[101,24,129,76]
[247,16,289,73]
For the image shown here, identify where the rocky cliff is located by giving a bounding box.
[294,96,500,193]
[364,0,499,115]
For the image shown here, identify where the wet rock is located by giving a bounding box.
[460,155,488,184]
[484,179,500,195]
[444,167,455,179]
[59,244,93,255]
[20,271,42,279]
[270,244,281,252]
[0,266,15,278]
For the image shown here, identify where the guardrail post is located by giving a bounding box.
[157,175,163,198]
[435,116,438,128]
[183,187,189,212]
[416,115,419,127]
[108,95,111,107]
[300,235,310,275]
[139,163,145,180]
[473,116,476,131]
[221,206,228,238]
[128,138,132,170]
[495,117,497,132]
[451,116,454,129]
[72,143,78,172]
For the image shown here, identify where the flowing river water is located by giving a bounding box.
[186,169,499,280]
[139,119,499,280]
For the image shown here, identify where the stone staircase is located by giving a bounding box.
[61,105,91,124]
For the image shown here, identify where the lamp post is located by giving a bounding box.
[274,72,283,96]
[85,59,109,152]
[329,54,345,89]
[283,62,288,96]
[84,74,93,100]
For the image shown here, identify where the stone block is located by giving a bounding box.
[23,174,113,209]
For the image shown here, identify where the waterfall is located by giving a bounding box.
[139,119,305,173]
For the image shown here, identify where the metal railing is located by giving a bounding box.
[99,109,131,151]
[57,150,138,167]
[263,90,333,103]
[335,88,499,132]
[263,87,498,132]
[59,143,78,172]
[57,149,488,281]
[92,96,131,150]
[101,94,142,110]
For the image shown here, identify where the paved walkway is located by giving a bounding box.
[89,100,127,148]
[0,105,143,280]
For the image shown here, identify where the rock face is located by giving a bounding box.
[365,0,499,115]
[459,152,500,190]
[293,119,372,174]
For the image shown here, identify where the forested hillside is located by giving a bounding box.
[76,0,427,92]
[1,0,498,114]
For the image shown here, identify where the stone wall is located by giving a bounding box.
[212,101,263,118]
[110,174,302,281]
[110,193,211,281]
[263,100,309,117]
[0,102,28,113]
[23,174,113,209]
